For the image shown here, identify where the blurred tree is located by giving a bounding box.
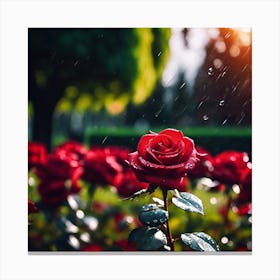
[193,28,252,126]
[28,28,171,150]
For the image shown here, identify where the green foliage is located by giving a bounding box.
[29,28,171,114]
[139,204,168,227]
[181,232,220,252]
[172,191,204,215]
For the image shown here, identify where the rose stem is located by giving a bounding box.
[162,188,174,251]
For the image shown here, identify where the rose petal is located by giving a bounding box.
[134,171,187,190]
[138,156,186,176]
[181,137,195,160]
[158,128,184,141]
[137,134,155,158]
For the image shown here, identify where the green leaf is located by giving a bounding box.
[152,197,164,206]
[172,192,204,215]
[128,226,167,250]
[139,204,168,227]
[181,232,220,252]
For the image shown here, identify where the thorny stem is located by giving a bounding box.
[162,188,174,251]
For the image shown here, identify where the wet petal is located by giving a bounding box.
[137,134,155,158]
[158,128,184,141]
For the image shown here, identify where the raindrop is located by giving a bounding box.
[219,100,225,106]
[155,107,163,118]
[74,60,79,67]
[179,82,186,89]
[242,64,248,72]
[237,115,245,125]
[221,71,226,77]
[207,67,214,76]
[203,115,209,121]
[102,136,108,144]
[157,51,162,57]
[197,101,204,109]
[222,119,228,125]
[224,32,231,39]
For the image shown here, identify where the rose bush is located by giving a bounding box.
[28,136,252,252]
[128,128,199,189]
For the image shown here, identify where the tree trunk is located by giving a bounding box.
[32,97,55,152]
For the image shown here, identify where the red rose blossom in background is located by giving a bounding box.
[233,166,252,215]
[81,244,103,251]
[211,151,251,185]
[128,128,198,189]
[83,146,130,186]
[112,170,149,197]
[38,179,81,207]
[187,146,214,179]
[28,142,47,169]
[53,140,87,162]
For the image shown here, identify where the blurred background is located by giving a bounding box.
[28,28,251,156]
[28,28,252,252]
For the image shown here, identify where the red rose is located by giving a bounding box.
[233,166,252,215]
[128,128,198,189]
[82,244,103,251]
[36,151,83,182]
[187,147,214,179]
[28,198,38,214]
[28,142,47,169]
[211,151,251,185]
[83,146,130,185]
[38,179,81,207]
[113,170,149,197]
[53,140,87,162]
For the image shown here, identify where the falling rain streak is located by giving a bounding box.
[207,67,214,76]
